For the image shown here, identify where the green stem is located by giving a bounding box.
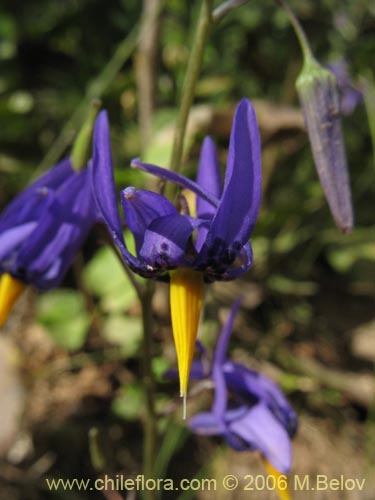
[276,0,313,61]
[165,0,214,200]
[141,281,157,499]
[70,99,101,172]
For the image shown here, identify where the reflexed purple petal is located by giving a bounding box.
[228,403,292,473]
[139,213,203,268]
[26,225,75,287]
[131,158,220,208]
[222,242,253,280]
[32,157,74,191]
[224,362,297,437]
[0,222,37,262]
[195,137,222,251]
[198,99,262,262]
[120,188,177,253]
[212,357,227,418]
[92,112,124,243]
[189,412,224,435]
[0,162,70,233]
[214,298,242,365]
[91,113,146,273]
[196,136,222,218]
[223,406,252,451]
[15,170,95,288]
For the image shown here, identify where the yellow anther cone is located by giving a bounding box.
[0,274,26,328]
[264,459,292,500]
[170,269,204,416]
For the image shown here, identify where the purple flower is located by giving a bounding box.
[91,98,262,283]
[188,299,297,473]
[0,158,97,327]
[91,99,262,401]
[327,60,363,115]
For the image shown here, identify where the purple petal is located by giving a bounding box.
[189,412,224,435]
[212,354,228,418]
[222,242,253,280]
[0,222,37,261]
[139,213,203,268]
[198,99,262,259]
[196,136,222,218]
[228,403,293,473]
[91,113,145,273]
[15,169,95,288]
[131,158,220,209]
[92,112,123,239]
[214,298,242,365]
[195,137,222,250]
[120,188,177,253]
[237,366,297,437]
[0,159,72,234]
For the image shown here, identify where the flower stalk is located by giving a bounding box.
[141,281,157,497]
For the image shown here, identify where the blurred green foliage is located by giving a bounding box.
[0,1,374,497]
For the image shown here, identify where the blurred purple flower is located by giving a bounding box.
[188,299,297,473]
[91,98,262,283]
[327,60,363,115]
[0,159,96,290]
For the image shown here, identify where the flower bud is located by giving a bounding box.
[296,56,354,233]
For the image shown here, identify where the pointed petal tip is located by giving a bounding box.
[122,186,137,199]
[336,211,354,234]
[340,223,353,235]
[130,157,141,169]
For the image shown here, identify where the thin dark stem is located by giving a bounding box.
[212,0,250,23]
[165,0,214,200]
[135,0,162,154]
[275,0,313,60]
[141,281,156,498]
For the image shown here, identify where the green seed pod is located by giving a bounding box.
[296,56,353,233]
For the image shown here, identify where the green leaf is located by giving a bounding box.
[112,383,144,421]
[82,233,141,313]
[36,289,90,351]
[102,314,142,358]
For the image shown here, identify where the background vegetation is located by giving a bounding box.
[0,1,374,499]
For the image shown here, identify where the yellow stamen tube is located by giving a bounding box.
[263,458,292,500]
[0,274,26,328]
[170,269,204,419]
